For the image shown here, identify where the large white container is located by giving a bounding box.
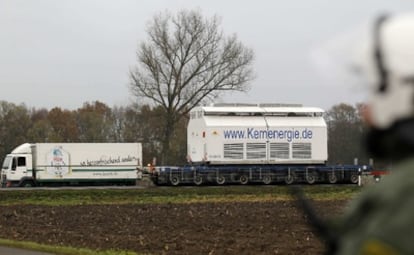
[1,143,142,187]
[187,104,327,165]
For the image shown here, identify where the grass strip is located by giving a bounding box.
[0,238,138,255]
[0,185,361,206]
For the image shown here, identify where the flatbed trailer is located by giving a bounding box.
[152,164,371,186]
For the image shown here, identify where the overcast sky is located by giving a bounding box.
[1,0,413,110]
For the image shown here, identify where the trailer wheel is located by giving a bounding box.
[216,175,226,185]
[350,173,359,184]
[239,175,248,185]
[262,175,272,185]
[306,173,317,184]
[193,175,203,186]
[285,174,295,185]
[328,173,337,184]
[170,175,180,186]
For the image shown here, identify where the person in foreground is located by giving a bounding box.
[326,12,414,255]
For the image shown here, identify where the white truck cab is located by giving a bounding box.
[1,143,34,187]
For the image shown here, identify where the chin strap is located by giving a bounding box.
[366,119,414,160]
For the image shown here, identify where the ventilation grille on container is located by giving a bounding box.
[270,143,289,159]
[292,143,312,159]
[223,143,244,159]
[246,143,266,159]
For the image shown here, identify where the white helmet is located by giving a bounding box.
[353,13,414,129]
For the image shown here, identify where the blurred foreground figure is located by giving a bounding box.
[331,13,414,255]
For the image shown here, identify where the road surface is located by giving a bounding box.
[0,246,54,255]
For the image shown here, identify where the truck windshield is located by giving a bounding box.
[2,156,11,170]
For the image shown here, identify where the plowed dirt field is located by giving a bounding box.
[0,200,347,254]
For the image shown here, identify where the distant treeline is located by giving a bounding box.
[0,100,376,167]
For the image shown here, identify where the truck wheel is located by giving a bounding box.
[193,175,203,186]
[285,174,295,185]
[328,173,337,184]
[20,181,35,187]
[350,173,359,184]
[239,175,248,185]
[262,175,272,185]
[306,173,316,184]
[216,175,226,185]
[170,176,180,186]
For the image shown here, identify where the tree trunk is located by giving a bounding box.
[161,114,176,165]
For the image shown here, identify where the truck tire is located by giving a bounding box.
[216,175,226,185]
[306,173,317,184]
[328,173,337,184]
[170,175,180,186]
[20,180,35,187]
[193,175,203,186]
[285,174,295,185]
[239,175,248,185]
[262,175,272,185]
[350,173,359,184]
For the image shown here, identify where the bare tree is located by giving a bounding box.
[130,9,255,163]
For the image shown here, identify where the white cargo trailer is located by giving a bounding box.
[1,143,142,187]
[187,103,327,165]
